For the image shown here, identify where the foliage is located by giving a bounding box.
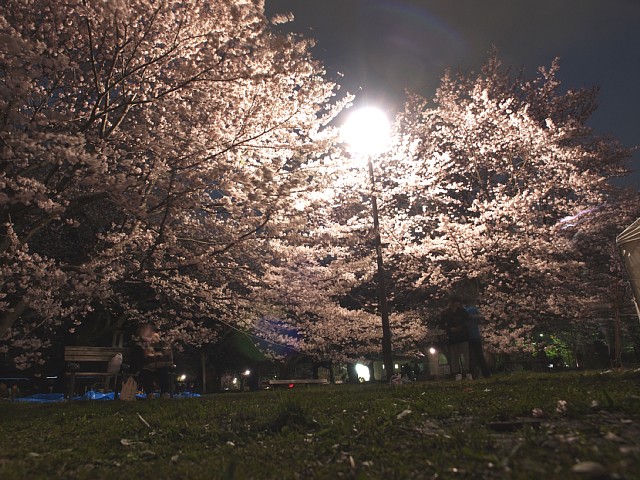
[378,53,638,353]
[0,0,349,366]
[2,3,637,371]
[245,53,640,362]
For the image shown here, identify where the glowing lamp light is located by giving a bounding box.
[342,106,391,157]
[354,363,370,382]
[178,374,187,382]
[429,347,437,355]
[243,369,251,376]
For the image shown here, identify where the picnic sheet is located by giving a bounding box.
[12,391,201,403]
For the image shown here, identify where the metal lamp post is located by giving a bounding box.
[343,107,394,381]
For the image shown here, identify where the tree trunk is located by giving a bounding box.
[346,363,359,384]
[200,350,207,394]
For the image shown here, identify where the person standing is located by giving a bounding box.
[440,295,470,379]
[135,324,174,398]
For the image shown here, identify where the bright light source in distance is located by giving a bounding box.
[178,374,187,382]
[354,363,370,382]
[243,369,251,376]
[429,347,437,355]
[342,106,391,156]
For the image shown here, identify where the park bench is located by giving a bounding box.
[65,346,178,399]
[265,378,329,388]
[64,346,131,399]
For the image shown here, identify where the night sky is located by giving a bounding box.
[266,0,640,188]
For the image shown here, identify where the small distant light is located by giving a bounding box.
[232,378,238,385]
[46,376,58,379]
[288,383,295,389]
[429,347,437,355]
[539,334,544,337]
[243,369,251,376]
[394,364,399,369]
[548,364,554,369]
[178,374,187,382]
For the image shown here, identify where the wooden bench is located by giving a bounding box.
[265,378,329,388]
[64,346,130,399]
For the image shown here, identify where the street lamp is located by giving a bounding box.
[342,106,394,381]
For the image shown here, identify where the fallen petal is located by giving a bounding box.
[137,413,151,428]
[396,409,412,420]
[571,461,606,476]
[604,432,624,443]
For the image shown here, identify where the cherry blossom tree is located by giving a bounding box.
[224,53,638,368]
[249,144,429,369]
[0,0,349,367]
[379,53,635,353]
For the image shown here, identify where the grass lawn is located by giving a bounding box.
[1,370,639,479]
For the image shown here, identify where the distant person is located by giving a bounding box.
[412,363,422,381]
[440,295,470,379]
[593,335,610,369]
[10,384,21,400]
[134,324,174,398]
[464,304,491,378]
[400,363,413,382]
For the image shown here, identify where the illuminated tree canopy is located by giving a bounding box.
[2,1,637,370]
[378,54,639,352]
[0,0,348,367]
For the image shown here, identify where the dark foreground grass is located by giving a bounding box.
[1,370,639,479]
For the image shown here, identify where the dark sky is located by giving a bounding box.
[265,0,640,188]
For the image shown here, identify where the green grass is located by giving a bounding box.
[1,370,639,479]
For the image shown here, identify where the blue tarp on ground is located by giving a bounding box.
[13,393,65,403]
[13,391,115,402]
[12,391,201,403]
